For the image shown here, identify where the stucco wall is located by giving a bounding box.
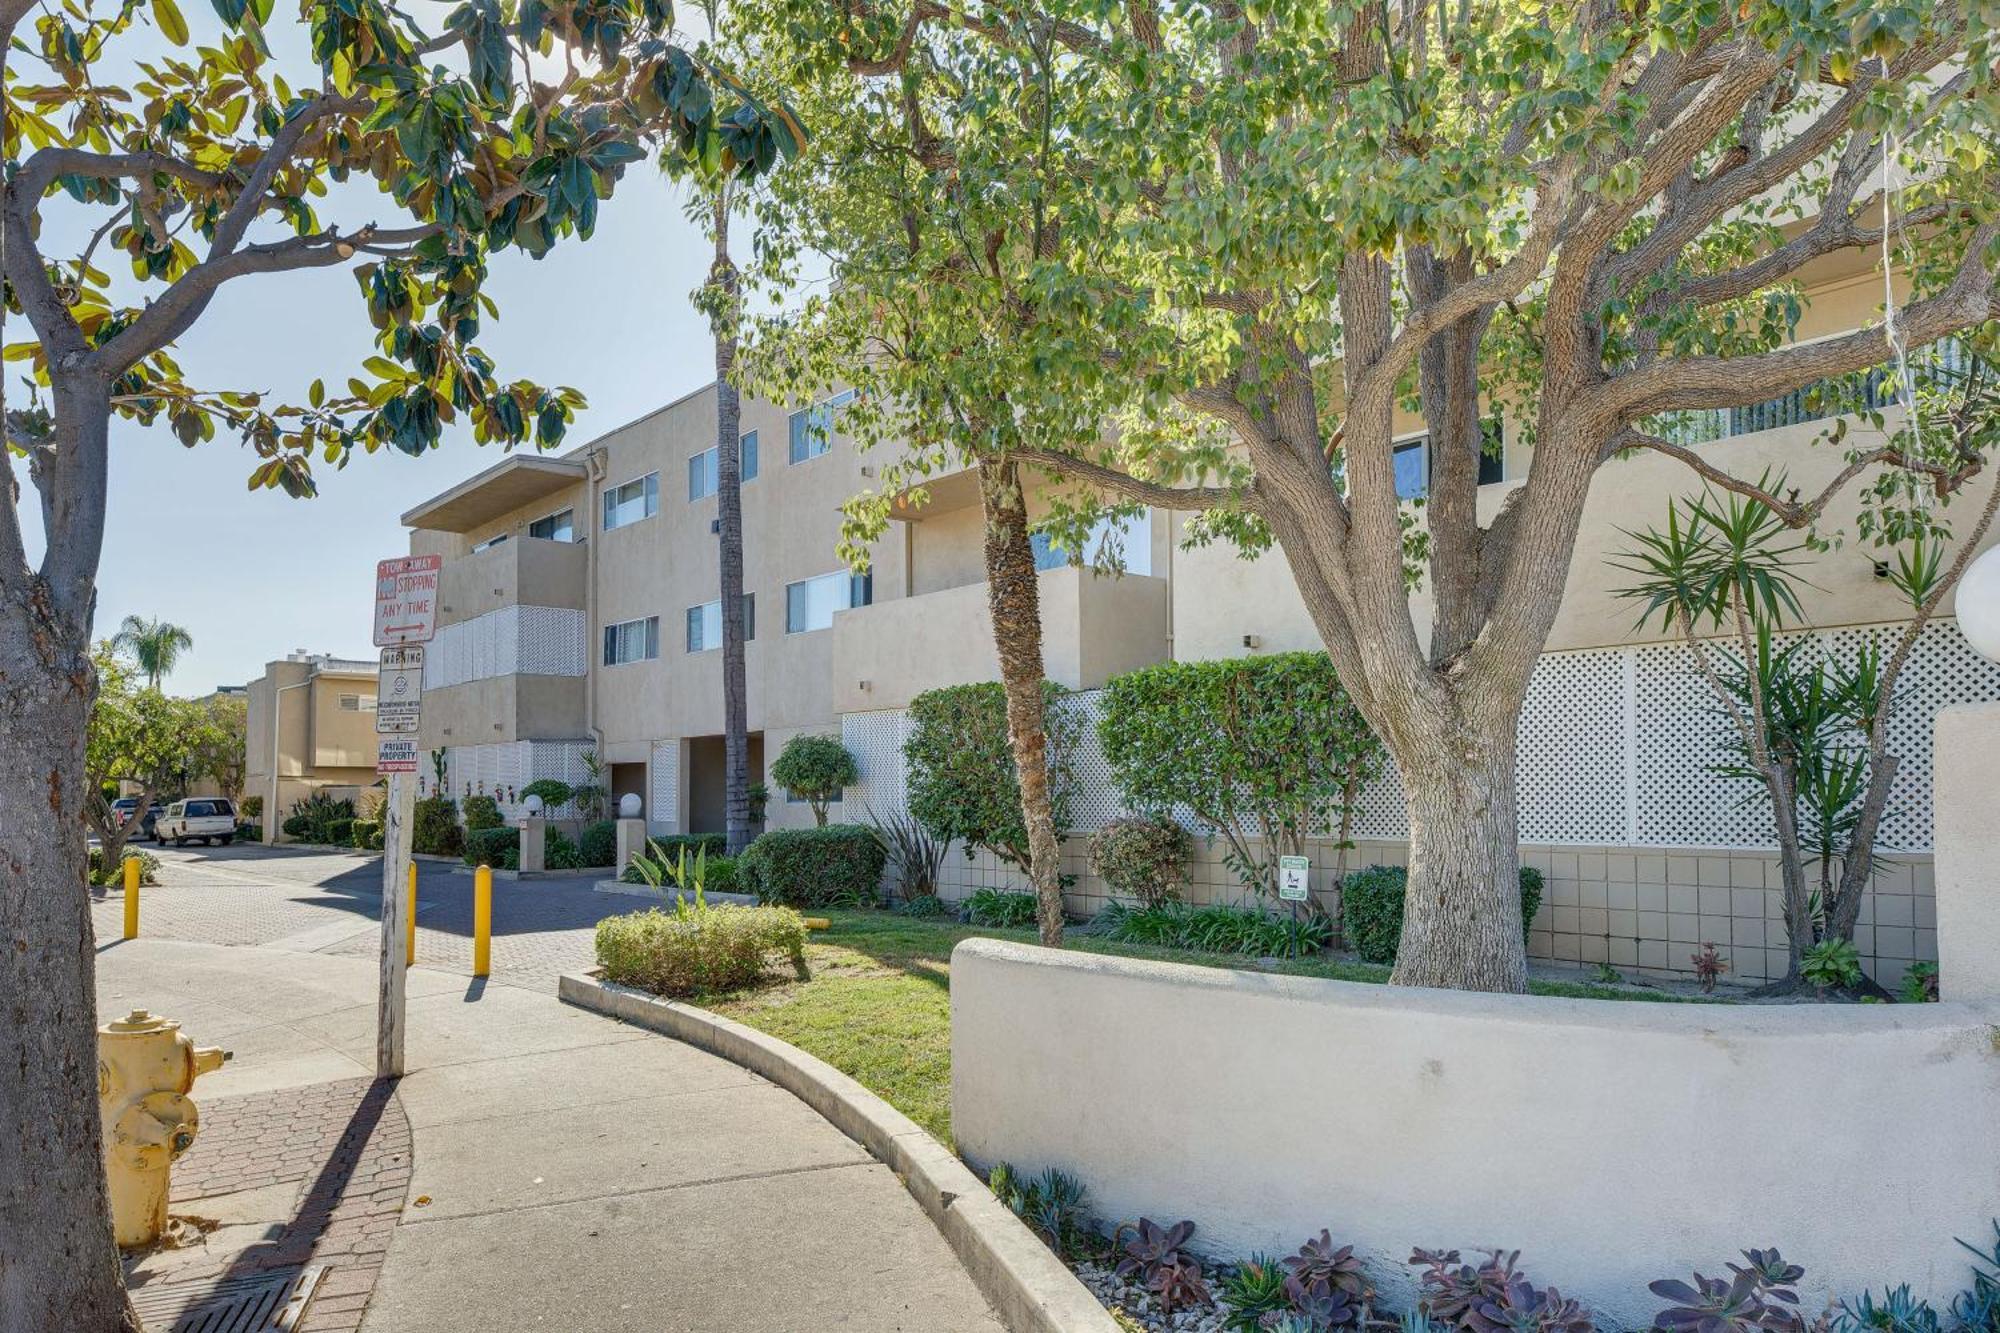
[951,939,2000,1328]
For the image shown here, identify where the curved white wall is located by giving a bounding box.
[951,940,2000,1328]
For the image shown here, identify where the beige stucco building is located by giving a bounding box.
[244,652,381,840]
[396,257,2000,987]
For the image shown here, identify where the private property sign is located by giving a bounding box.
[373,555,442,647]
[376,736,419,774]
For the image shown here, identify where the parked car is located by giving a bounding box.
[155,798,238,847]
[108,797,164,840]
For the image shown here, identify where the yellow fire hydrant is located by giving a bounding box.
[97,1009,228,1248]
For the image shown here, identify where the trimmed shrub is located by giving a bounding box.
[1342,864,1545,966]
[241,795,264,818]
[89,847,160,886]
[595,904,810,997]
[1093,900,1332,958]
[704,856,742,895]
[351,820,384,851]
[1088,817,1193,908]
[896,893,950,918]
[904,680,1081,874]
[281,813,312,838]
[521,778,574,811]
[464,826,520,870]
[770,734,858,826]
[324,818,355,847]
[237,824,262,842]
[960,888,1037,928]
[462,794,504,832]
[579,820,618,867]
[413,796,463,857]
[740,825,886,908]
[1098,653,1380,897]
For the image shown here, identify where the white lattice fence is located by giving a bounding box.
[442,739,594,820]
[842,619,2000,853]
[649,739,681,833]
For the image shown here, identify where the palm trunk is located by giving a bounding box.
[1387,705,1527,992]
[0,397,137,1333]
[709,189,752,859]
[978,457,1064,948]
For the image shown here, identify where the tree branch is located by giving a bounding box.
[1008,444,1254,512]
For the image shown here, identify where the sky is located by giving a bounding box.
[14,38,734,697]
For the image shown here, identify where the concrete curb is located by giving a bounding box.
[558,971,1119,1333]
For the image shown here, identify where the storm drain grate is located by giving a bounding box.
[130,1265,326,1332]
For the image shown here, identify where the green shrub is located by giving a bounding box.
[1341,864,1544,965]
[1098,653,1380,896]
[464,826,520,870]
[462,794,504,831]
[413,796,463,857]
[324,817,355,847]
[617,834,730,882]
[545,829,583,871]
[89,847,160,886]
[283,792,356,844]
[896,893,950,918]
[1093,899,1332,958]
[521,778,575,811]
[595,903,811,997]
[960,887,1038,928]
[579,820,618,867]
[704,855,742,895]
[1087,817,1193,908]
[350,819,383,851]
[237,824,262,842]
[740,825,886,908]
[904,680,1080,876]
[281,813,311,838]
[241,795,264,818]
[770,734,859,826]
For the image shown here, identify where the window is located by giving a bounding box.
[470,534,509,553]
[689,434,760,500]
[788,389,856,464]
[785,570,872,633]
[603,616,660,665]
[686,595,755,652]
[602,473,659,530]
[529,508,575,542]
[1392,437,1428,500]
[337,694,376,712]
[1030,510,1153,577]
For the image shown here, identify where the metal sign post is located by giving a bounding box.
[373,558,438,1079]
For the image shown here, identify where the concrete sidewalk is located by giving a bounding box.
[98,939,1003,1332]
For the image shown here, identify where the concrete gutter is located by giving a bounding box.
[559,971,1119,1333]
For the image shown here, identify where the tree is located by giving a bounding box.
[740,0,2000,992]
[903,682,1081,891]
[83,647,219,881]
[1098,653,1382,902]
[1616,350,2000,989]
[0,1,797,1325]
[769,732,857,825]
[192,691,248,804]
[109,615,193,689]
[735,0,1121,948]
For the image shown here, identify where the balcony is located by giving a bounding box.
[831,565,1170,712]
[437,533,588,625]
[401,454,587,533]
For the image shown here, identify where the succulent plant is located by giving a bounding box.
[1288,1231,1367,1300]
[1151,1256,1214,1314]
[1832,1286,1939,1333]
[1117,1218,1209,1311]
[1650,1248,1809,1333]
[1220,1256,1292,1332]
[1413,1249,1520,1328]
[1467,1276,1595,1333]
[1281,1273,1362,1329]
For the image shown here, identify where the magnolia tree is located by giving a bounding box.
[741,0,2000,992]
[0,0,794,1323]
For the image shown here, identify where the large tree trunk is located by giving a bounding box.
[0,404,136,1332]
[1387,704,1528,992]
[710,190,752,859]
[978,457,1065,948]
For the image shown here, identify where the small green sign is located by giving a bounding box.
[1278,854,1310,902]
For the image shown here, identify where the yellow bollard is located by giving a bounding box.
[803,917,830,932]
[122,855,139,941]
[406,862,417,966]
[473,864,492,978]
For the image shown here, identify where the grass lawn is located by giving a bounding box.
[697,909,1704,1147]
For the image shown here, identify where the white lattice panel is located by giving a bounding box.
[1518,648,1631,844]
[426,607,586,690]
[1853,621,2000,850]
[841,710,911,818]
[527,739,594,818]
[1063,692,1125,831]
[649,739,681,833]
[444,742,524,813]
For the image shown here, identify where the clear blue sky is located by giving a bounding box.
[18,171,722,696]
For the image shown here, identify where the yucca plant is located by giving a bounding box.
[868,806,948,904]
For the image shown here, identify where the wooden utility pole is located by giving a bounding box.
[371,558,439,1078]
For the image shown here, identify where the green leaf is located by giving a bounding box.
[152,0,189,44]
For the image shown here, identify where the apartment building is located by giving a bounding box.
[400,248,2000,987]
[244,651,382,839]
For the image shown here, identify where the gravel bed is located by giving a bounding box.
[1074,1261,1231,1332]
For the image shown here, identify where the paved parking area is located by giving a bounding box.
[90,844,614,991]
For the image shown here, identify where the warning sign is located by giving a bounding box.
[376,645,424,734]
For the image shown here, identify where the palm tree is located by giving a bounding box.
[707,179,754,858]
[111,615,193,690]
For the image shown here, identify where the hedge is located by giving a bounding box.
[413,797,463,857]
[1342,864,1545,966]
[595,904,810,998]
[351,819,384,851]
[904,680,1079,874]
[739,825,885,908]
[579,820,618,867]
[464,826,520,870]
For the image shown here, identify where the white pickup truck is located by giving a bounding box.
[155,798,238,847]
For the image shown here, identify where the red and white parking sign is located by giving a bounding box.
[373,555,442,647]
